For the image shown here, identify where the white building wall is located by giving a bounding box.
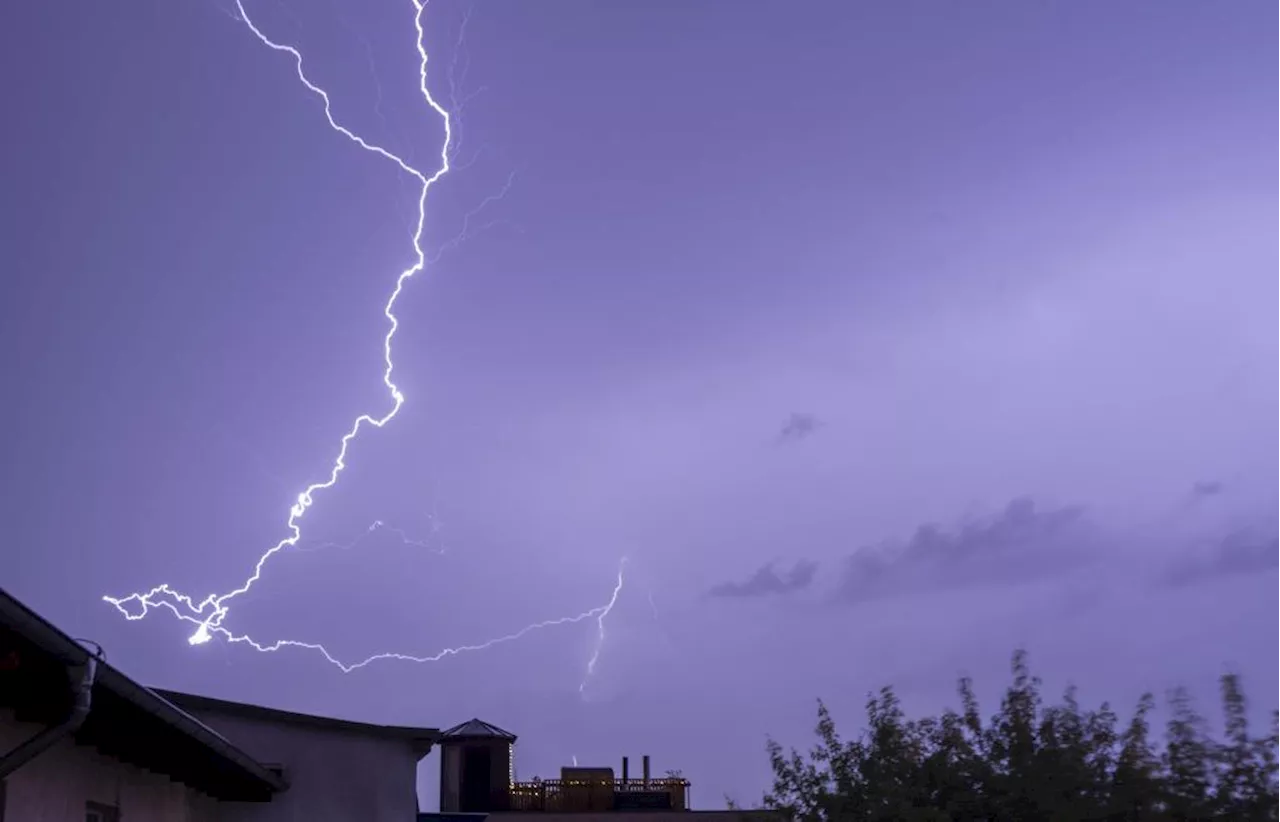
[0,709,219,822]
[187,709,421,822]
[1,706,421,821]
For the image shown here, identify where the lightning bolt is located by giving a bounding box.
[579,558,627,695]
[102,0,623,674]
[264,565,627,674]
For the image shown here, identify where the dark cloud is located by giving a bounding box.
[1163,529,1279,587]
[833,496,1099,605]
[707,559,818,598]
[1177,479,1227,512]
[1191,479,1226,499]
[777,412,821,444]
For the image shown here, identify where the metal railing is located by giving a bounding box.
[508,777,690,812]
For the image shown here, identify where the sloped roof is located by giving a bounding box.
[154,689,438,758]
[441,717,517,741]
[0,588,286,800]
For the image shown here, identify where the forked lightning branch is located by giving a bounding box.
[103,0,624,680]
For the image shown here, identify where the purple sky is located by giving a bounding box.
[1,0,1276,809]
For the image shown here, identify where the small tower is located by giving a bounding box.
[438,718,518,813]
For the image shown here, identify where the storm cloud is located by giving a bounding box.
[1164,529,1279,587]
[707,559,818,598]
[831,497,1100,605]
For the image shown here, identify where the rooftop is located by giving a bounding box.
[441,717,517,741]
[0,588,286,801]
[154,688,439,757]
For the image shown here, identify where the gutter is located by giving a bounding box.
[0,654,99,779]
[0,589,285,797]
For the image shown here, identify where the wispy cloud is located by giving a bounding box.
[777,412,821,445]
[1163,530,1279,587]
[831,496,1099,605]
[707,559,818,598]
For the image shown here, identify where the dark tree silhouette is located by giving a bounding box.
[758,651,1277,821]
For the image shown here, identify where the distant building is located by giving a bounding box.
[424,720,771,822]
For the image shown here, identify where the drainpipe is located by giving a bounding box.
[0,655,98,779]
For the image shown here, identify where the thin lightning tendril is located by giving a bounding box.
[579,558,627,694]
[296,519,444,555]
[102,0,624,676]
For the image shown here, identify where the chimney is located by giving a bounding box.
[642,754,650,786]
[621,756,629,786]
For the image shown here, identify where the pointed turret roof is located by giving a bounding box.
[441,718,517,741]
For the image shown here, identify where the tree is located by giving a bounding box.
[1161,686,1214,818]
[1108,692,1161,820]
[759,650,1277,822]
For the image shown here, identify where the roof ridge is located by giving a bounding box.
[441,717,517,740]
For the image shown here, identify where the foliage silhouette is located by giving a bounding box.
[758,651,1278,821]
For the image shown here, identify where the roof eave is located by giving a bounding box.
[153,688,440,751]
[0,589,286,797]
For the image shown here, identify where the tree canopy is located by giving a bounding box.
[758,651,1277,821]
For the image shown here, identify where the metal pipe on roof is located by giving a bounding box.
[0,654,98,780]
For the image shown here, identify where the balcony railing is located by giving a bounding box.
[508,778,690,812]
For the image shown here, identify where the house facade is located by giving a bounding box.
[0,708,225,822]
[0,588,438,821]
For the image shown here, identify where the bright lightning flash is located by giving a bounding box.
[102,0,624,675]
